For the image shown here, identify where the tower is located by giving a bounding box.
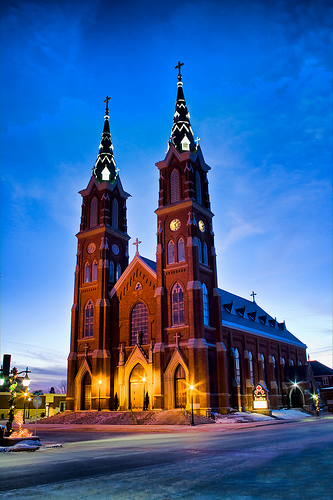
[154,63,223,412]
[66,97,130,411]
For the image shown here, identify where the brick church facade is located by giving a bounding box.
[66,67,308,414]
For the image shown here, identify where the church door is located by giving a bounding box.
[130,364,146,410]
[81,372,91,410]
[175,364,186,408]
[291,387,303,408]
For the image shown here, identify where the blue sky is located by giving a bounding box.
[1,0,332,391]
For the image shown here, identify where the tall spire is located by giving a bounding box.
[169,62,196,153]
[93,96,117,183]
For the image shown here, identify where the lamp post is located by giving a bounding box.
[23,391,28,423]
[27,397,32,419]
[190,385,195,426]
[98,380,102,411]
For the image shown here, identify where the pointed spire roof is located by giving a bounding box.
[169,62,196,153]
[93,96,118,183]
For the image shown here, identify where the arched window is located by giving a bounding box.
[84,263,90,283]
[195,171,202,205]
[260,353,267,386]
[168,240,175,264]
[197,238,202,263]
[170,169,180,203]
[109,261,114,282]
[272,355,279,383]
[172,283,185,326]
[84,300,94,338]
[131,302,148,345]
[202,283,210,326]
[232,348,241,386]
[92,261,97,281]
[116,263,121,281]
[203,242,208,265]
[177,237,185,262]
[112,198,119,229]
[248,351,254,385]
[90,197,98,228]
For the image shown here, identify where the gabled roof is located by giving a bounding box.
[310,360,333,376]
[110,254,156,298]
[217,289,307,348]
[79,174,131,199]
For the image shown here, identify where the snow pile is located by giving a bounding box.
[271,409,312,419]
[0,439,42,453]
[213,408,312,424]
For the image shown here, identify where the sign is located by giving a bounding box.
[33,396,42,408]
[253,383,268,410]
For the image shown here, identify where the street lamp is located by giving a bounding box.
[6,366,31,436]
[190,385,195,426]
[98,380,102,411]
[23,391,28,423]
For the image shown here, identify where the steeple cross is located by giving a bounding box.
[104,95,111,113]
[175,61,184,80]
[195,137,201,147]
[250,291,257,302]
[133,237,142,255]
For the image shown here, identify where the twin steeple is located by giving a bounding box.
[169,61,196,153]
[92,96,118,184]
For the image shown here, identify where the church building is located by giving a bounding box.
[66,64,308,415]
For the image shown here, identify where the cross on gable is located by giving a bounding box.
[175,61,184,80]
[175,332,181,347]
[250,291,257,302]
[133,237,142,255]
[104,95,111,113]
[84,343,89,357]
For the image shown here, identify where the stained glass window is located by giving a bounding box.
[131,302,148,345]
[172,283,184,326]
[84,300,94,338]
[202,283,210,326]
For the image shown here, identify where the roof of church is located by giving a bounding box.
[92,97,118,184]
[169,63,197,153]
[310,360,333,376]
[140,256,157,272]
[217,289,306,348]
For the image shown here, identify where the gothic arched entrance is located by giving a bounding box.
[290,387,303,408]
[174,364,186,408]
[129,364,147,410]
[81,372,91,410]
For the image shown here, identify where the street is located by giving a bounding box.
[0,418,332,499]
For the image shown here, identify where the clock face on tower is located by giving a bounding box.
[170,218,181,231]
[198,220,205,233]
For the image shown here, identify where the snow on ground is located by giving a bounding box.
[214,408,313,423]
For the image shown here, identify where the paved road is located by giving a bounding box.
[1,418,332,499]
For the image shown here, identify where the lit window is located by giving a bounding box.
[109,261,114,282]
[168,240,175,264]
[92,261,97,281]
[197,239,202,263]
[84,263,90,283]
[248,351,254,385]
[203,242,208,265]
[172,283,185,326]
[195,171,202,204]
[202,283,210,326]
[84,300,94,337]
[116,263,121,280]
[234,348,241,386]
[170,169,180,203]
[178,237,185,262]
[112,199,118,229]
[90,197,98,228]
[131,302,148,345]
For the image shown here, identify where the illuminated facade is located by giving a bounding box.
[66,72,307,414]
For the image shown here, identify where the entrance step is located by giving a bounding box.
[40,409,214,426]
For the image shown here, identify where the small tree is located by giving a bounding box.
[114,393,119,411]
